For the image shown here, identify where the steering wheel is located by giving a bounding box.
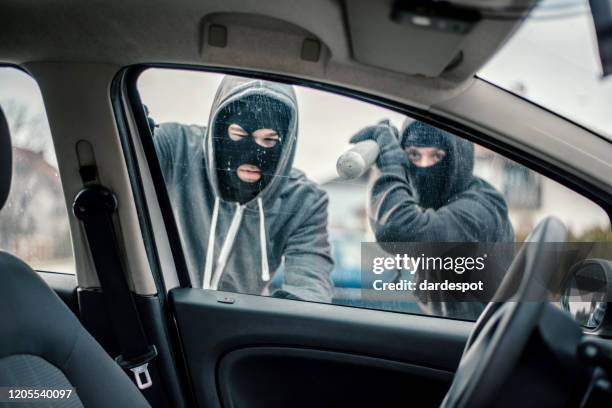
[441,217,568,408]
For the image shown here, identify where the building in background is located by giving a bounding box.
[0,147,73,271]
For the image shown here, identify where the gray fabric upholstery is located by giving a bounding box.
[0,354,83,408]
[0,105,149,407]
[0,251,150,407]
[0,107,11,209]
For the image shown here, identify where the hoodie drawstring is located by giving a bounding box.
[203,198,270,290]
[202,197,220,289]
[258,197,270,282]
[210,202,244,289]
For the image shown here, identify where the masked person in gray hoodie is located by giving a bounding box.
[351,120,514,318]
[152,76,334,302]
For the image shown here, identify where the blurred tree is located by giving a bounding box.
[1,99,53,160]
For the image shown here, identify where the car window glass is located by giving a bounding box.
[0,67,75,274]
[137,68,611,320]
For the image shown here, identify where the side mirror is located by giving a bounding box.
[561,259,612,333]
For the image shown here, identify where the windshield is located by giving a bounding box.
[479,0,612,140]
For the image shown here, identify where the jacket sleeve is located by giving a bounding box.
[369,164,508,243]
[153,123,207,185]
[152,123,178,182]
[278,188,335,303]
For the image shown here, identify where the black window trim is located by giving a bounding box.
[111,68,198,408]
[113,67,192,290]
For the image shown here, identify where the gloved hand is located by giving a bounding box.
[143,104,157,135]
[349,120,407,169]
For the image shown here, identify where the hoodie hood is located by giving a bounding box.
[205,76,298,206]
[401,119,475,208]
[201,76,299,290]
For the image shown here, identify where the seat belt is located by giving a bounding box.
[73,182,158,391]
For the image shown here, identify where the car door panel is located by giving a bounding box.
[218,346,452,408]
[170,288,471,407]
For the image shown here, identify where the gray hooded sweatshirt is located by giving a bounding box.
[153,76,334,302]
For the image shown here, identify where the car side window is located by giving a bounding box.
[0,67,74,274]
[136,68,611,320]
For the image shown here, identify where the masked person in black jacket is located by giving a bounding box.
[351,120,514,319]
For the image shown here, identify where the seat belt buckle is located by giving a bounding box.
[115,345,158,390]
[130,363,153,390]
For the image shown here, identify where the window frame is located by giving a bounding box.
[0,64,76,275]
[113,64,612,302]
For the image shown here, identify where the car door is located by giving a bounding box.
[125,67,471,408]
[112,66,610,408]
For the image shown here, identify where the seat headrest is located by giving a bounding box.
[0,107,12,209]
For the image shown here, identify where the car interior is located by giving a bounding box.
[1,0,612,407]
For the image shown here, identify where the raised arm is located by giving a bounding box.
[152,122,207,184]
[351,122,509,243]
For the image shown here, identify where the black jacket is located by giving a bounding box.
[369,121,514,243]
[367,121,515,319]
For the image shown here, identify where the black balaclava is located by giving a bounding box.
[401,121,451,209]
[213,94,291,204]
